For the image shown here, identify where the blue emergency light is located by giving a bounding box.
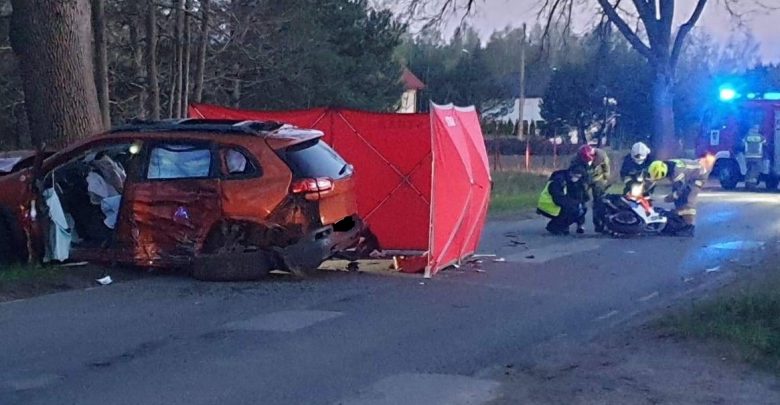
[719,87,738,102]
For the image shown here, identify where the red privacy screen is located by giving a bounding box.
[189,104,490,276]
[428,105,492,276]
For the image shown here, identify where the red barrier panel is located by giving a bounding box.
[428,105,492,276]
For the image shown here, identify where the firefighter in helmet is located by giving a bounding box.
[537,165,589,235]
[570,144,611,233]
[620,142,654,194]
[648,159,709,236]
[742,124,767,188]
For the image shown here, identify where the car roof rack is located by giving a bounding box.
[110,118,286,136]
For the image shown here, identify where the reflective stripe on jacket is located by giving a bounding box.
[537,182,562,217]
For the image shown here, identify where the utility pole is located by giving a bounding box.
[517,23,530,170]
[517,23,527,142]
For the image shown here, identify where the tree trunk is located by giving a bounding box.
[181,0,192,117]
[10,0,103,148]
[12,102,31,149]
[231,62,241,108]
[90,0,110,129]
[652,65,677,159]
[168,56,177,118]
[144,0,160,120]
[129,15,147,120]
[193,0,210,104]
[170,0,186,118]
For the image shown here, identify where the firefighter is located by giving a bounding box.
[648,159,709,236]
[620,142,654,193]
[537,165,589,235]
[570,144,610,233]
[742,125,767,188]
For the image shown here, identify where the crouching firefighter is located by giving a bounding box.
[648,159,710,236]
[620,142,654,194]
[537,165,589,235]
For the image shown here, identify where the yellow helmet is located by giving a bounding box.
[648,160,668,181]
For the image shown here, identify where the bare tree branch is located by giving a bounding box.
[595,0,654,61]
[671,0,708,66]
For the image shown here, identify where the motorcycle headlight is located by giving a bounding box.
[630,183,644,198]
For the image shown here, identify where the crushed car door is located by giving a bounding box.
[121,141,221,265]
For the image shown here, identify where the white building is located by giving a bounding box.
[397,68,426,114]
[481,98,544,138]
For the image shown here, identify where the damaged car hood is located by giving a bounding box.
[0,150,36,175]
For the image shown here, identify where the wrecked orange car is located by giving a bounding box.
[0,119,363,279]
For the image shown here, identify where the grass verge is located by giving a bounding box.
[490,171,548,216]
[659,254,780,372]
[0,264,64,285]
[0,262,143,302]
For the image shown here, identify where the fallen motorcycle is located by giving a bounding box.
[600,182,688,237]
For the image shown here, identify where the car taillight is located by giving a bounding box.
[290,177,334,195]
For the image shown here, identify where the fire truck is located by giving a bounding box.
[696,88,780,190]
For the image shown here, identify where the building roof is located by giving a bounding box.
[401,68,426,91]
[481,98,544,123]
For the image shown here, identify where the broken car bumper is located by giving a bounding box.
[281,216,364,272]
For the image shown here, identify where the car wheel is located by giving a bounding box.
[191,250,275,281]
[718,160,739,190]
[765,176,779,191]
[0,206,27,266]
[193,224,277,281]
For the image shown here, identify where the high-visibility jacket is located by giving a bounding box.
[538,182,562,216]
[538,170,581,217]
[666,159,709,208]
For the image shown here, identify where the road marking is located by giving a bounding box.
[708,241,765,250]
[226,310,343,332]
[506,239,603,264]
[338,373,499,405]
[0,373,63,392]
[595,310,619,321]
[638,291,659,302]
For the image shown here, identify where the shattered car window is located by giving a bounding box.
[147,144,212,180]
[278,139,351,179]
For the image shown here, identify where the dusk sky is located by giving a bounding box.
[440,0,780,62]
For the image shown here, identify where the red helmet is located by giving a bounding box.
[578,145,596,164]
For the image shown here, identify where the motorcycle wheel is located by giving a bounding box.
[605,211,643,235]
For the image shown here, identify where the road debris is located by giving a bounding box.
[60,261,89,268]
[96,276,113,286]
[705,265,721,273]
[595,310,619,321]
[493,257,506,263]
[638,291,659,302]
[475,269,486,273]
[625,250,636,254]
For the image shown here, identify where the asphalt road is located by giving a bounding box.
[1,190,779,405]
